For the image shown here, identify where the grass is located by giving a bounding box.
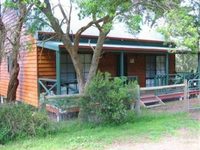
[1,110,199,150]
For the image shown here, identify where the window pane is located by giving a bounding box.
[79,54,85,63]
[67,64,75,72]
[85,54,92,63]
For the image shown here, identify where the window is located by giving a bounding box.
[60,53,92,83]
[146,55,166,87]
[80,54,92,80]
[156,56,166,75]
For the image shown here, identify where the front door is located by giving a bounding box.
[146,55,166,87]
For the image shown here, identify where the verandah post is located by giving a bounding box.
[56,51,61,95]
[183,79,188,111]
[165,53,169,85]
[198,53,200,73]
[120,51,125,77]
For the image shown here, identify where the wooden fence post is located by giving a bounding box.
[0,96,3,104]
[183,79,188,111]
[39,93,46,111]
[135,84,141,116]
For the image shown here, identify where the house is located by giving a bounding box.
[1,4,199,107]
[0,30,178,107]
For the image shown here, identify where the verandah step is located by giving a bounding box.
[140,95,165,108]
[141,99,160,103]
[146,103,162,108]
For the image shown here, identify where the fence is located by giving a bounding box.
[187,79,200,111]
[40,79,200,121]
[154,72,200,86]
[135,80,188,110]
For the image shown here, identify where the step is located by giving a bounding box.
[146,103,162,108]
[141,94,156,99]
[142,99,160,103]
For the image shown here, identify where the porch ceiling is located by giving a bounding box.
[37,41,62,51]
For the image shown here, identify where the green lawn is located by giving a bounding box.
[1,111,199,150]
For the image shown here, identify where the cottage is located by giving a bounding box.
[0,30,179,106]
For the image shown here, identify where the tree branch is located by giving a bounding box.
[74,16,109,51]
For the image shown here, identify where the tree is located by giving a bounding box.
[1,1,33,102]
[34,0,181,93]
[159,1,199,51]
[159,0,200,72]
[0,5,6,63]
[158,0,200,71]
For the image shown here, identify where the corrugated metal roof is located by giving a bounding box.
[37,41,177,52]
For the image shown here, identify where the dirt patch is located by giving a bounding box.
[106,129,200,150]
[106,100,200,150]
[151,99,200,120]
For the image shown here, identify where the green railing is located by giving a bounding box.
[38,78,57,95]
[154,72,200,87]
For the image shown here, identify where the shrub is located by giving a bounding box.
[80,72,137,124]
[0,103,52,144]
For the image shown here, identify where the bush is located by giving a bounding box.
[0,103,52,144]
[80,72,137,124]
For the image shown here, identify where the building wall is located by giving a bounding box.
[98,52,176,87]
[0,39,39,106]
[0,10,39,106]
[169,54,176,74]
[127,54,146,87]
[37,48,56,79]
[98,53,118,76]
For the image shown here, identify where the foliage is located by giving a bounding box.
[30,0,182,93]
[1,111,199,150]
[158,0,200,52]
[80,72,137,124]
[0,103,52,144]
[176,54,198,72]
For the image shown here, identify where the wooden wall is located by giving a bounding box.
[0,39,39,106]
[37,48,56,79]
[0,9,39,106]
[127,54,146,87]
[169,54,176,74]
[98,52,176,87]
[98,53,118,76]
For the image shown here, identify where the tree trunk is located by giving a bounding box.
[6,3,26,102]
[85,32,107,89]
[6,62,20,103]
[0,17,6,63]
[68,48,85,93]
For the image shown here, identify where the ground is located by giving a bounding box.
[107,128,200,150]
[1,99,199,150]
[107,99,200,150]
[151,98,200,120]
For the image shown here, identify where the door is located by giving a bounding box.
[146,55,166,87]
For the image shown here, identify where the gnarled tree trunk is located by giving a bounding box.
[0,17,6,63]
[6,62,19,102]
[6,3,28,102]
